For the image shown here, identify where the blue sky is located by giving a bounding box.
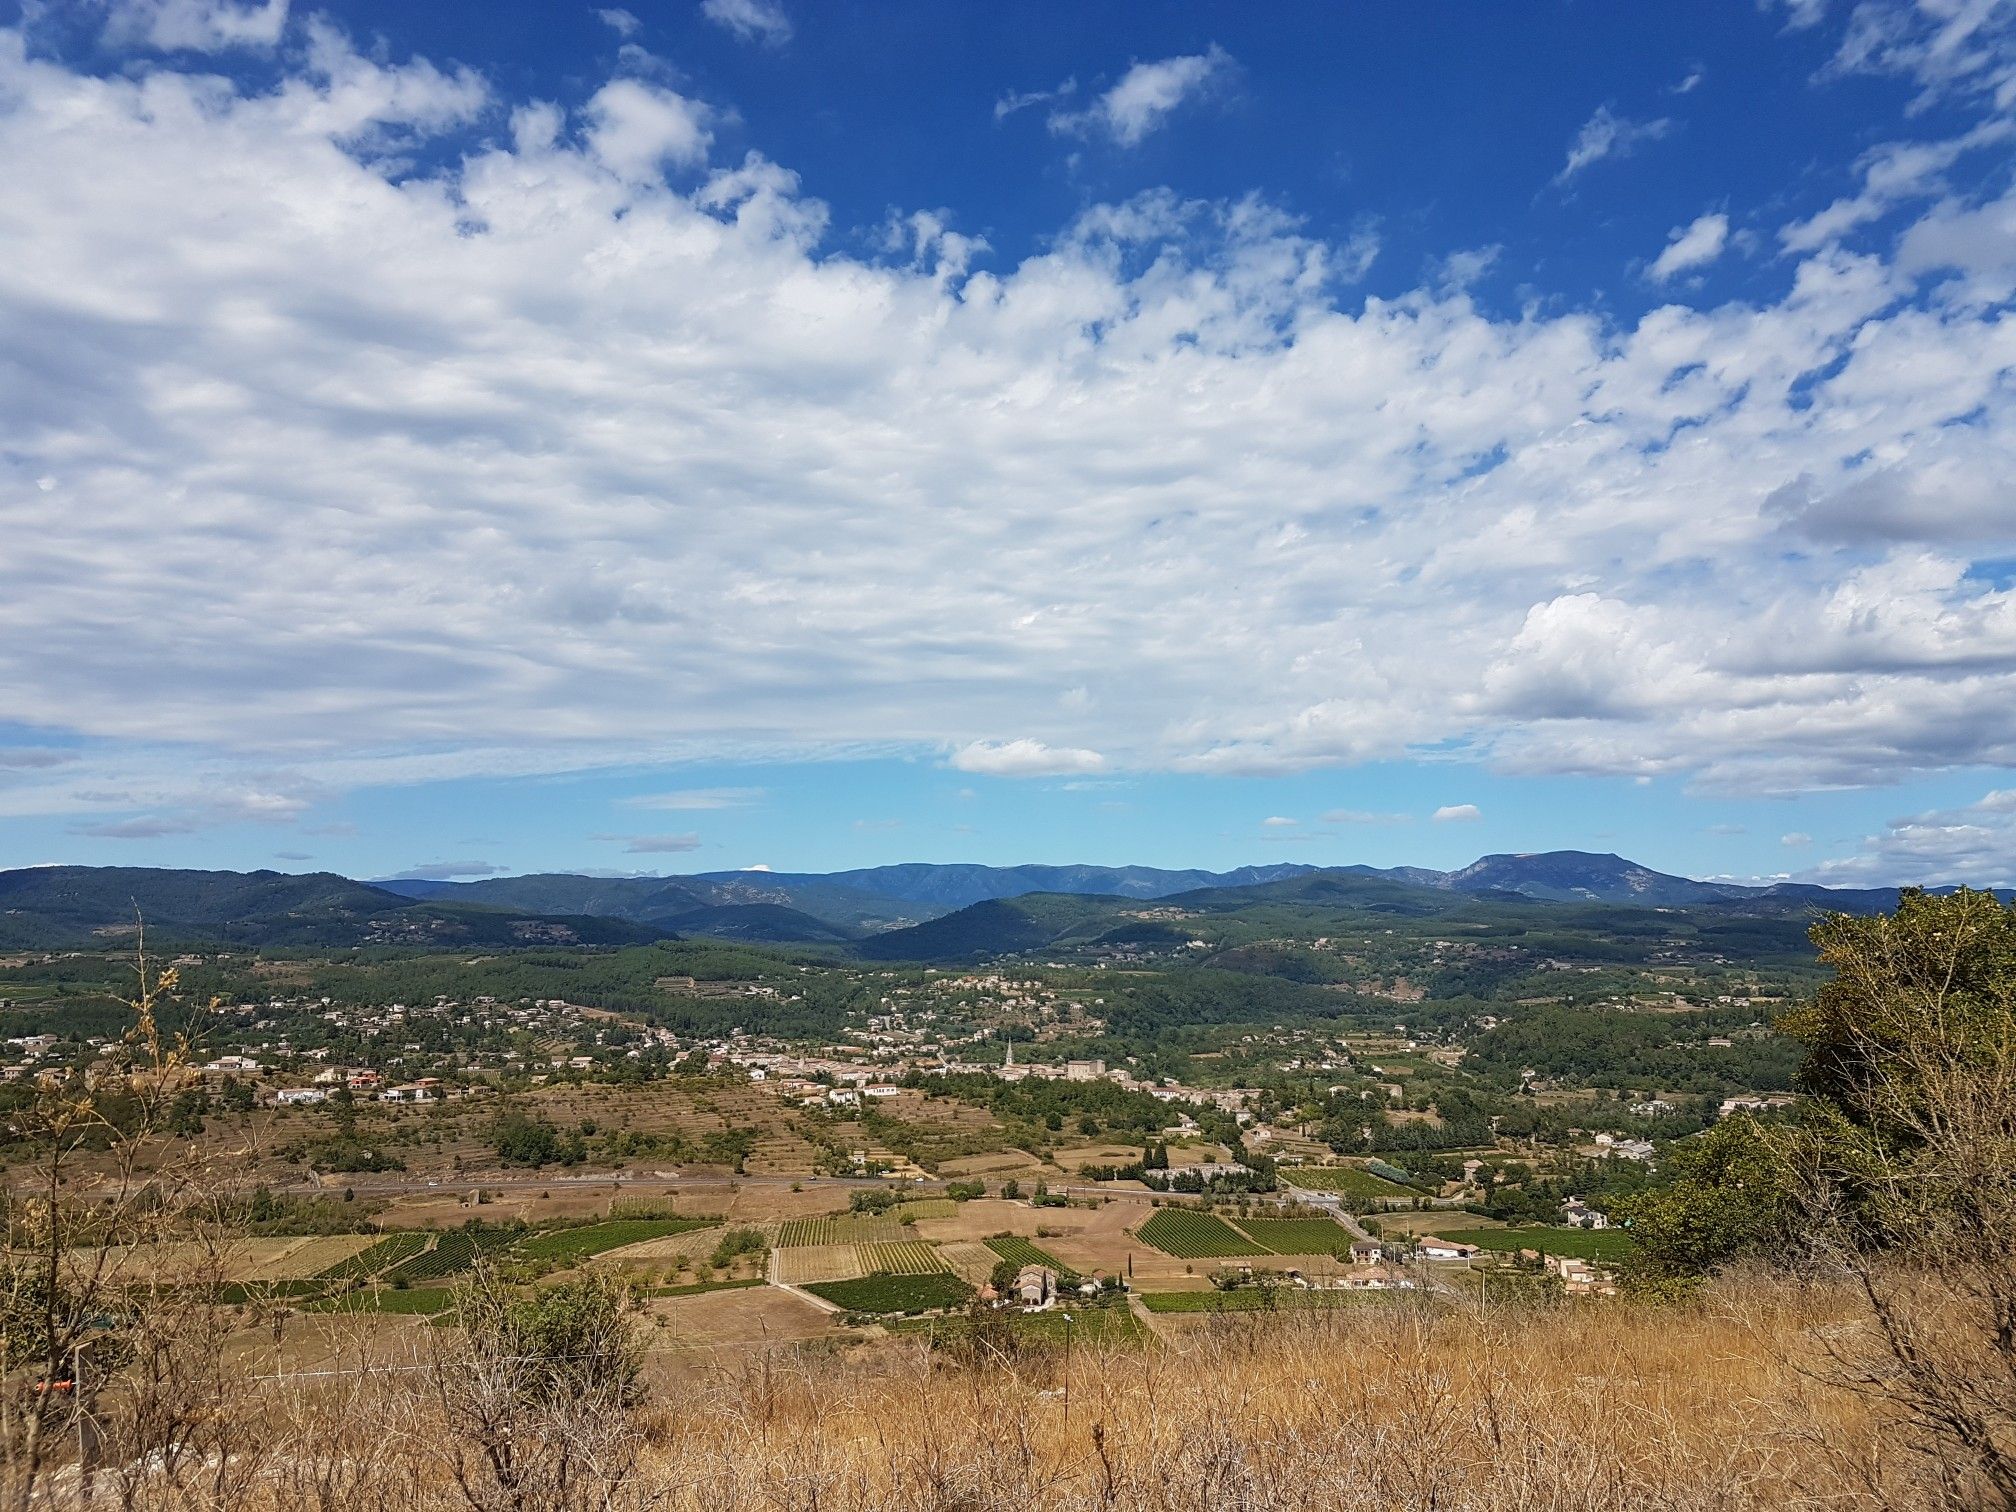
[2,0,2015,885]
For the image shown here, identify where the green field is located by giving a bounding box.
[892,1199,959,1222]
[982,1235,1069,1272]
[1283,1167,1411,1198]
[1233,1217,1355,1255]
[513,1218,715,1265]
[803,1271,973,1314]
[858,1240,948,1275]
[1136,1209,1271,1259]
[775,1215,911,1247]
[1442,1225,1635,1261]
[1138,1289,1378,1313]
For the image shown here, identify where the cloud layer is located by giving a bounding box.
[1,6,2015,848]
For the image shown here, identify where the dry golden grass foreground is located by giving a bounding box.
[203,1273,1943,1512]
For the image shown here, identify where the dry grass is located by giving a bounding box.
[160,1272,1949,1511]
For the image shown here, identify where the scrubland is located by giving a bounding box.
[31,1269,1984,1512]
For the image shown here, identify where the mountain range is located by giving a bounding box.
[0,851,1925,953]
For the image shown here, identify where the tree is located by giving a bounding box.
[1612,1117,1803,1296]
[437,1266,646,1512]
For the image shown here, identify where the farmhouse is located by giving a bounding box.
[1416,1236,1480,1261]
[1015,1265,1057,1308]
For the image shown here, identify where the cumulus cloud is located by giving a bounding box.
[1649,212,1729,280]
[951,741,1107,778]
[700,0,791,46]
[0,9,2014,844]
[1802,789,2016,886]
[596,8,640,37]
[1433,804,1483,823]
[1051,46,1232,146]
[1261,815,1298,827]
[101,0,288,53]
[1782,831,1813,847]
[584,78,711,179]
[1554,105,1673,184]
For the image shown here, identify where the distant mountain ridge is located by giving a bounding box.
[0,852,1943,952]
[0,866,671,950]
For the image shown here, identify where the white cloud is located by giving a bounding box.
[101,0,288,52]
[1051,46,1232,146]
[951,741,1107,778]
[1554,105,1673,185]
[1782,831,1813,847]
[996,78,1075,121]
[0,16,2014,838]
[1649,212,1730,280]
[1261,815,1298,827]
[624,788,764,810]
[597,8,640,37]
[584,79,711,179]
[700,0,791,46]
[1781,120,2014,253]
[1802,789,2016,886]
[1433,804,1483,823]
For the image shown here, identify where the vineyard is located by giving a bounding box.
[858,1240,948,1275]
[774,1215,910,1246]
[982,1236,1068,1272]
[514,1217,715,1266]
[1135,1209,1270,1258]
[773,1244,863,1284]
[1232,1217,1355,1255]
[313,1232,428,1281]
[381,1227,520,1284]
[803,1271,972,1315]
[1283,1166,1411,1198]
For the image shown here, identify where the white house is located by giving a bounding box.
[1416,1237,1480,1261]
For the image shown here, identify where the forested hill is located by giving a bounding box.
[0,866,668,950]
[0,854,1946,954]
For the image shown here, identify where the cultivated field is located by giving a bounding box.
[1135,1209,1271,1259]
[858,1240,949,1275]
[774,1215,911,1246]
[514,1217,717,1265]
[772,1244,864,1284]
[1282,1166,1412,1198]
[1233,1216,1356,1254]
[802,1271,972,1314]
[984,1235,1069,1272]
